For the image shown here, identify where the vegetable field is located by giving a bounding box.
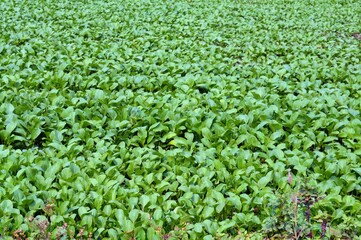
[1,0,361,239]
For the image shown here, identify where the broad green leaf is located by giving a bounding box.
[108,229,118,239]
[147,227,159,240]
[140,195,150,209]
[81,215,93,228]
[153,208,162,221]
[218,220,236,233]
[216,202,225,213]
[1,200,13,212]
[258,171,273,188]
[129,209,139,222]
[123,220,134,232]
[31,127,42,140]
[6,120,17,135]
[272,148,284,159]
[103,205,112,216]
[115,209,125,223]
[202,206,214,219]
[303,138,315,151]
[78,206,90,216]
[135,228,146,239]
[194,223,203,233]
[169,137,188,147]
[201,127,212,139]
[13,189,25,202]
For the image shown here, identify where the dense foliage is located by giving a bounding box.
[1,0,361,239]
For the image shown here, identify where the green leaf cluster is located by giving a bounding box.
[1,0,361,238]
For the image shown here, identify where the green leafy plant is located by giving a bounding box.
[1,0,361,238]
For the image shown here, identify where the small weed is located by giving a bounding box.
[263,169,327,239]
